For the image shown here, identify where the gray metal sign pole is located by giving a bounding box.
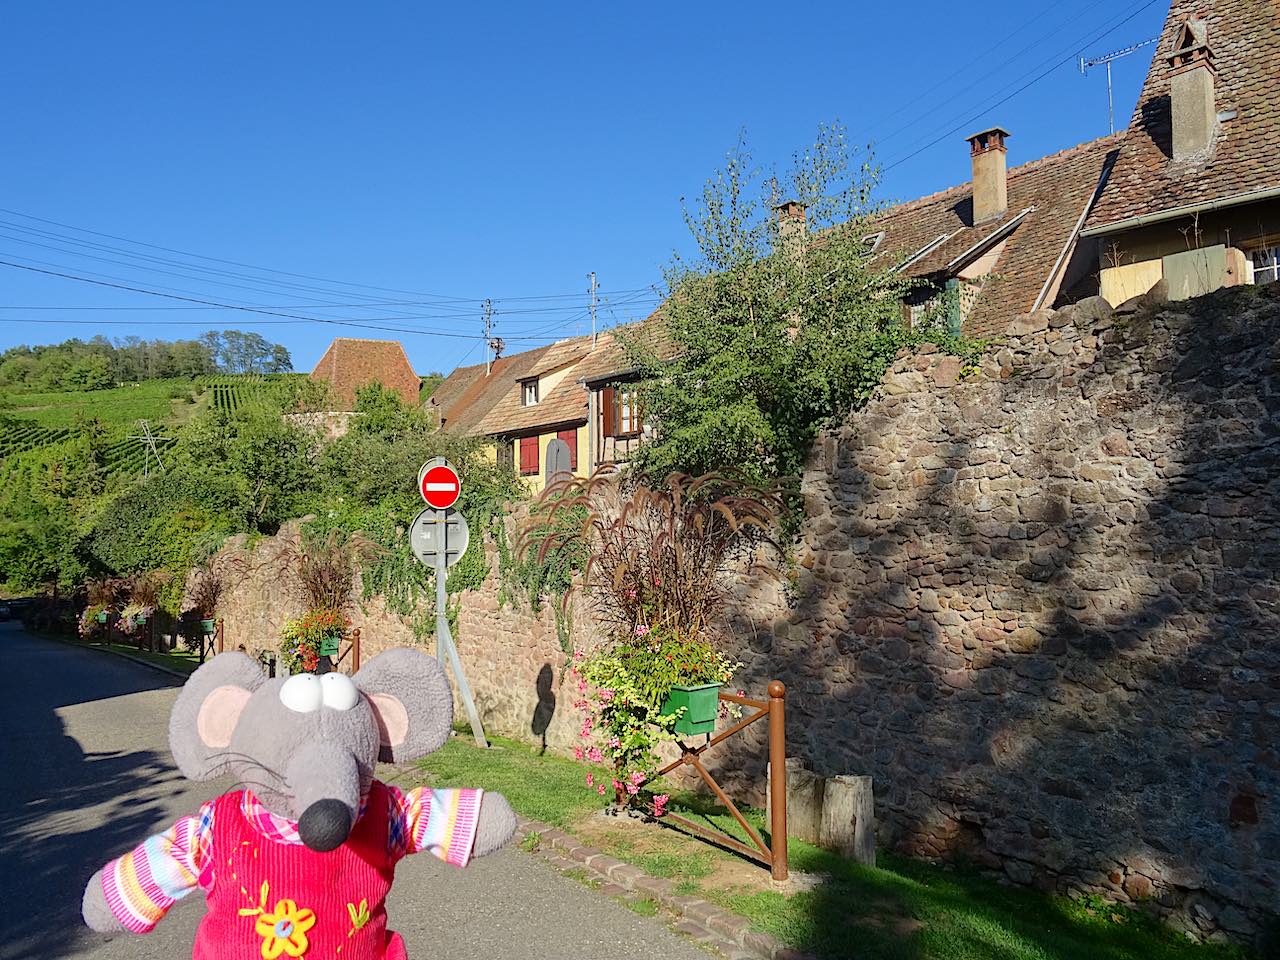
[433,508,488,749]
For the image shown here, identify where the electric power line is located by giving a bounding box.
[882,0,1163,173]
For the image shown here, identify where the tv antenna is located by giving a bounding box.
[127,419,172,478]
[1080,37,1159,134]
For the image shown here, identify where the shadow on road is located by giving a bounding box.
[0,627,183,960]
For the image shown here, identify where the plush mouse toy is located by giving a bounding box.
[82,649,516,959]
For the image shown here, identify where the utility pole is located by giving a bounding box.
[1079,38,1158,134]
[127,419,171,478]
[588,271,598,346]
[482,298,494,375]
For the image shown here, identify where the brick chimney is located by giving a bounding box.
[1167,18,1217,161]
[966,127,1011,224]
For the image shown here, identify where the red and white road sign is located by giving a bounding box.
[420,463,461,509]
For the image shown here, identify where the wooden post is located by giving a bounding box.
[352,628,361,674]
[768,680,788,882]
[215,618,224,655]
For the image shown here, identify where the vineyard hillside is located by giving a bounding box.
[0,373,306,481]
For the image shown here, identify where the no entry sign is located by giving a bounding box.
[419,460,461,510]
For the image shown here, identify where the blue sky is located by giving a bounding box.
[0,0,1168,375]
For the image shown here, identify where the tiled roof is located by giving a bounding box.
[472,336,595,437]
[573,311,673,384]
[1087,0,1280,231]
[436,347,550,437]
[310,338,420,411]
[426,361,486,426]
[869,133,1124,335]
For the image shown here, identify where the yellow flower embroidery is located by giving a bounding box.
[254,899,316,959]
[347,898,370,937]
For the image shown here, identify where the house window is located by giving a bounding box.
[521,378,539,406]
[519,436,539,475]
[602,383,643,438]
[1249,245,1280,285]
[556,429,578,470]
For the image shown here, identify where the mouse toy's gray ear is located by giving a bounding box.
[354,649,454,763]
[169,652,264,780]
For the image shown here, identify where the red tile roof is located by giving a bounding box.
[310,338,420,411]
[1087,0,1280,232]
[869,133,1124,335]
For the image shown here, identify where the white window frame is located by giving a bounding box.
[1248,244,1280,285]
[521,378,539,406]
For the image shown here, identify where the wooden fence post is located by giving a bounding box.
[215,618,224,655]
[768,680,788,882]
[352,627,361,674]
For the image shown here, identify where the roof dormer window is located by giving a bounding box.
[521,377,539,406]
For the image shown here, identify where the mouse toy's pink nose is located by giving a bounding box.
[298,799,352,851]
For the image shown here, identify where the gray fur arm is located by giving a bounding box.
[82,868,127,933]
[472,792,517,858]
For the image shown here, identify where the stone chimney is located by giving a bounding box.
[966,127,1011,224]
[773,199,807,254]
[1167,18,1217,161]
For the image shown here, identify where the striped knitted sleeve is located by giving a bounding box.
[100,802,215,933]
[387,784,484,867]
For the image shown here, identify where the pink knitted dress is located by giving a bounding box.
[193,780,405,960]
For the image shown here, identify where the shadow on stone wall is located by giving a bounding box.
[715,283,1279,944]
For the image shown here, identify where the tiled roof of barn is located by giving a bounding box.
[1087,0,1280,233]
[309,337,420,410]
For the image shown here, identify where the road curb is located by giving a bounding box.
[514,815,816,960]
[50,635,192,681]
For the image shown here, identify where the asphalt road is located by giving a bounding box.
[0,623,708,960]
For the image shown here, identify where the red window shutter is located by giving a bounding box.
[601,385,616,438]
[557,429,578,470]
[519,436,539,475]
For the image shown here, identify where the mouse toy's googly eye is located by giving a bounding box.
[320,672,359,711]
[279,674,323,713]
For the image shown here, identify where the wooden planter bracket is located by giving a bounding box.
[644,680,788,881]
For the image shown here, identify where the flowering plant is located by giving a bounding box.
[279,608,349,674]
[78,604,111,641]
[117,601,155,637]
[572,626,736,805]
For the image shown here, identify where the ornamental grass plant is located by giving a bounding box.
[522,469,782,804]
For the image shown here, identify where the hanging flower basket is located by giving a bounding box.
[662,682,721,736]
[200,618,216,634]
[95,612,108,624]
[132,614,148,626]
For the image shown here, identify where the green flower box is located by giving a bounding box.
[132,614,147,626]
[200,618,216,634]
[318,634,342,657]
[662,682,720,736]
[95,612,108,623]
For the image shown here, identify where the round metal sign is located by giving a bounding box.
[419,459,461,510]
[410,508,470,568]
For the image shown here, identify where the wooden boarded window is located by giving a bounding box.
[601,385,616,438]
[519,436,539,475]
[556,429,578,470]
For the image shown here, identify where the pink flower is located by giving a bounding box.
[577,678,587,694]
[573,649,584,660]
[587,747,603,763]
[574,747,585,760]
[599,688,615,703]
[653,794,669,817]
[625,782,640,795]
[612,778,623,792]
[608,736,621,749]
[597,784,607,795]
[629,771,644,785]
[635,624,650,637]
[586,772,594,788]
